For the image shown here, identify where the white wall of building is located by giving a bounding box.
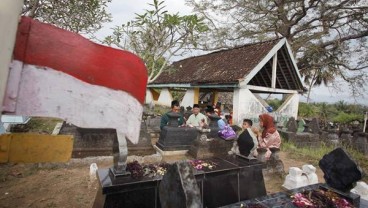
[157,88,173,107]
[276,93,300,125]
[232,88,268,126]
[181,89,195,108]
[0,0,23,113]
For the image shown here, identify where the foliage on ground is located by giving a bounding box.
[10,117,63,134]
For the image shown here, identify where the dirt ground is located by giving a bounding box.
[0,152,325,208]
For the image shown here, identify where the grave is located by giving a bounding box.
[159,161,202,208]
[278,117,297,143]
[155,112,199,151]
[309,117,320,134]
[297,119,305,132]
[156,113,224,153]
[224,147,363,207]
[352,132,368,155]
[59,122,155,157]
[187,127,233,159]
[93,156,267,208]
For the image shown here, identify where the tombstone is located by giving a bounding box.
[156,112,198,151]
[350,181,368,206]
[340,129,353,148]
[302,164,318,185]
[167,112,180,127]
[188,128,233,159]
[326,130,340,148]
[159,161,202,208]
[319,147,363,192]
[297,119,305,132]
[126,122,156,156]
[309,118,320,134]
[303,119,311,133]
[286,117,298,133]
[282,167,308,190]
[352,132,368,155]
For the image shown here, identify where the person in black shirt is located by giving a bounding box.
[237,119,255,157]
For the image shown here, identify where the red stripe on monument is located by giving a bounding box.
[14,17,147,104]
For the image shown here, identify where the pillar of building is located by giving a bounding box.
[0,0,23,113]
[145,89,154,104]
[157,88,173,107]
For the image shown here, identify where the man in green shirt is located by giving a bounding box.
[160,100,184,130]
[186,104,207,127]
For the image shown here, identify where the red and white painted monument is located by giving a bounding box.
[2,16,148,144]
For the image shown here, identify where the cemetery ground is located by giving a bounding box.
[2,147,365,208]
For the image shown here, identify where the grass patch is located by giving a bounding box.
[281,139,368,182]
[10,117,63,134]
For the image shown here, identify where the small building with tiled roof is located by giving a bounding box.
[147,38,305,125]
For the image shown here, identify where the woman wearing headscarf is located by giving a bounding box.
[258,113,281,159]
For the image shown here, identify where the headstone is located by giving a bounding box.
[340,129,353,147]
[159,161,202,208]
[286,117,298,133]
[302,164,318,185]
[319,147,363,192]
[352,132,368,155]
[282,167,308,190]
[126,122,156,156]
[350,181,368,204]
[188,130,233,159]
[167,112,181,127]
[309,118,320,134]
[297,119,305,132]
[303,119,311,133]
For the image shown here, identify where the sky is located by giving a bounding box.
[94,0,367,105]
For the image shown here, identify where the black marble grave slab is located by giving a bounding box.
[221,183,360,208]
[93,157,267,208]
[156,126,199,151]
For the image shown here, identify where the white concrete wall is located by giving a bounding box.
[0,0,23,113]
[276,93,299,125]
[181,89,195,108]
[157,88,173,107]
[233,88,268,126]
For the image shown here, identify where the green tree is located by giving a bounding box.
[22,0,112,34]
[104,0,208,83]
[187,0,368,99]
[298,102,318,118]
[333,112,363,124]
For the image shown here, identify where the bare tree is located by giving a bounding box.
[187,0,368,101]
[104,0,208,83]
[22,0,112,34]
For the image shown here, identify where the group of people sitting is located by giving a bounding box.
[160,100,281,160]
[234,114,281,159]
[160,100,227,130]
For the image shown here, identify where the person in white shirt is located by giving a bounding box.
[186,104,207,127]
